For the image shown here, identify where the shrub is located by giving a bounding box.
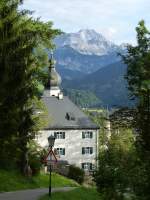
[28,141,47,175]
[68,165,85,184]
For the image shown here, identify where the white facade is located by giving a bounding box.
[37,129,99,170]
[38,56,99,171]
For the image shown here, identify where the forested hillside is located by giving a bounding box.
[62,62,134,108]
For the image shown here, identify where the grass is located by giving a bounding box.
[0,170,78,192]
[39,187,101,200]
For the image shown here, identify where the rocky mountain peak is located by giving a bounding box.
[78,29,106,41]
[55,29,119,56]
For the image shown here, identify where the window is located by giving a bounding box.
[54,132,65,139]
[82,147,93,154]
[56,148,65,156]
[82,131,93,139]
[81,163,93,171]
[66,112,75,121]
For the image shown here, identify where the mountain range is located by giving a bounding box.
[53,29,132,108]
[54,29,125,75]
[55,29,122,56]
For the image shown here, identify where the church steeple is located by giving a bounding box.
[49,51,63,99]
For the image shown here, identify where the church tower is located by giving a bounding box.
[49,52,63,99]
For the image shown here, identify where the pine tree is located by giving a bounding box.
[0,0,60,171]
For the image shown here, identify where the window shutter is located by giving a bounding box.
[82,132,85,139]
[81,163,84,169]
[90,163,92,170]
[90,132,93,138]
[82,148,85,154]
[63,148,65,155]
[90,147,93,154]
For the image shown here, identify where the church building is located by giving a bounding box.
[37,56,99,171]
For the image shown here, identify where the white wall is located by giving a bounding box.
[36,129,99,169]
[50,88,61,97]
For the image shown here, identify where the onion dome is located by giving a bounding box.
[49,53,62,88]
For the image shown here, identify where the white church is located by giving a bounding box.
[37,56,99,171]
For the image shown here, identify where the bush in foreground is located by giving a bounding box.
[68,165,85,184]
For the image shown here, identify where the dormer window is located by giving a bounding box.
[66,112,75,121]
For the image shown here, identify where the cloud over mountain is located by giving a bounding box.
[22,0,150,44]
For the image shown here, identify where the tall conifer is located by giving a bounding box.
[0,0,60,171]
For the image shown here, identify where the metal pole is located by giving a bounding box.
[49,147,52,197]
[49,163,51,197]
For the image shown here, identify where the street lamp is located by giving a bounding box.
[48,135,55,198]
[48,135,55,148]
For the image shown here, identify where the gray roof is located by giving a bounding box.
[42,90,99,130]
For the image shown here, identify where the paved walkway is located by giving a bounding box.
[0,187,76,200]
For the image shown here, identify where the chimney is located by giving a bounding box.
[58,92,63,100]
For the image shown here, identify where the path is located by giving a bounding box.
[0,187,76,200]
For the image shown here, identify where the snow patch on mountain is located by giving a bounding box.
[55,29,121,56]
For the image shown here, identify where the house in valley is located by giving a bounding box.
[37,56,99,171]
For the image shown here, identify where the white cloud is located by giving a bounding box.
[98,27,118,41]
[22,0,150,44]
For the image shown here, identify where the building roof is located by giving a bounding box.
[42,90,99,130]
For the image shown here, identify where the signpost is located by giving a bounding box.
[44,135,57,198]
[44,148,58,165]
[44,148,57,198]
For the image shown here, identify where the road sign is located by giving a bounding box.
[44,148,57,165]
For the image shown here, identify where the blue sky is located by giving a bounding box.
[22,0,150,44]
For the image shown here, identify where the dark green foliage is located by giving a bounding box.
[27,141,47,175]
[110,107,136,129]
[63,89,100,108]
[94,129,136,200]
[0,0,60,172]
[103,20,150,200]
[121,20,150,200]
[68,165,85,184]
[92,20,150,200]
[121,20,150,98]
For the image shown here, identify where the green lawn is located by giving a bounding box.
[0,170,78,192]
[39,187,101,200]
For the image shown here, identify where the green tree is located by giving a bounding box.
[121,20,150,199]
[0,0,60,172]
[94,21,150,200]
[94,128,136,200]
